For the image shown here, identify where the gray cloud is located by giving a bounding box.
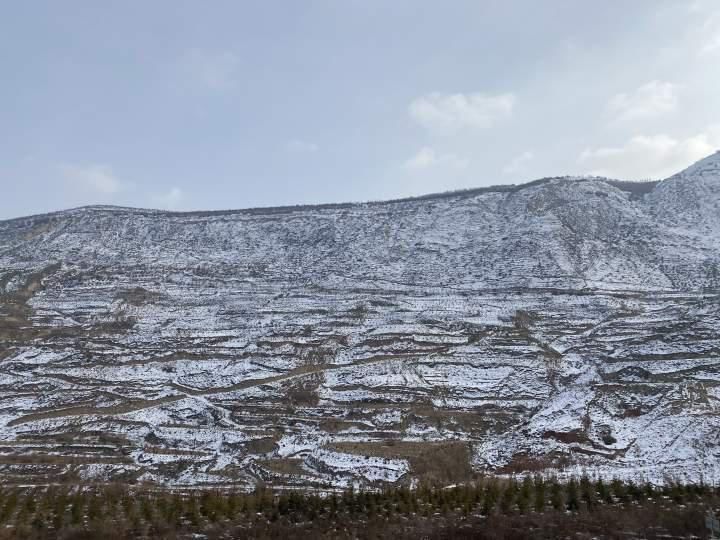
[607,81,678,123]
[409,92,515,135]
[60,164,125,196]
[1,2,719,219]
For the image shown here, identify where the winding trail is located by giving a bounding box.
[7,347,449,426]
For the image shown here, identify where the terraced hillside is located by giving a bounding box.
[1,152,720,488]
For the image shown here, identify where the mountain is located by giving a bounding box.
[1,153,720,488]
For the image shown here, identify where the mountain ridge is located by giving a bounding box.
[2,175,661,225]
[0,152,719,489]
[9,149,718,224]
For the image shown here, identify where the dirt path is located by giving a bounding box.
[7,348,449,426]
[170,347,449,396]
[7,395,184,427]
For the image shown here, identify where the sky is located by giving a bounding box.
[2,0,720,219]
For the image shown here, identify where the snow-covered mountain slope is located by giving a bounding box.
[1,153,720,487]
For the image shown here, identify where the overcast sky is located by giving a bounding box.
[2,0,720,219]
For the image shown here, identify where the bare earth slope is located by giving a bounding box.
[1,152,720,488]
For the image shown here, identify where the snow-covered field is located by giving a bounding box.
[0,152,720,488]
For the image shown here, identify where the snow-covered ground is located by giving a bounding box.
[1,152,720,488]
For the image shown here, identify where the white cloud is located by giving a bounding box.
[502,151,534,175]
[182,49,239,90]
[60,164,124,195]
[286,139,319,154]
[578,127,720,179]
[701,23,720,54]
[409,92,515,135]
[684,1,720,54]
[607,81,678,122]
[404,147,469,171]
[688,0,720,13]
[153,187,184,210]
[702,34,720,54]
[694,4,720,54]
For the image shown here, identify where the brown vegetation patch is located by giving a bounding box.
[244,437,278,454]
[329,441,473,483]
[256,458,306,476]
[0,453,132,465]
[541,429,588,444]
[114,286,162,306]
[496,451,571,474]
